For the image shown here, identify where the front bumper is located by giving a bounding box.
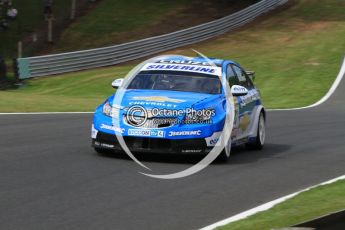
[92,130,212,154]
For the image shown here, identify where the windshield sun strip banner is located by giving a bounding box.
[140,63,222,76]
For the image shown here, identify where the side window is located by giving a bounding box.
[232,65,254,89]
[243,72,254,89]
[226,64,239,86]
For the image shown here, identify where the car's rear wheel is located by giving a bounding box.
[246,112,265,150]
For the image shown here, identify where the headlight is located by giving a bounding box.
[102,102,120,118]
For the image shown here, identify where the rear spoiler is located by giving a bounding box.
[245,71,255,81]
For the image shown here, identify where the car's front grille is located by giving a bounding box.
[95,131,207,153]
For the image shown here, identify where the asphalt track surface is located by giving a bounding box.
[1,72,345,230]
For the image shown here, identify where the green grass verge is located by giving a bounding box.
[0,0,345,112]
[216,179,345,230]
[53,0,253,53]
[176,0,345,108]
[54,0,190,52]
[0,66,131,112]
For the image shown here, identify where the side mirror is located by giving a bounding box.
[111,78,124,89]
[245,71,255,81]
[231,85,248,96]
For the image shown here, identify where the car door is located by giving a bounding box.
[225,64,241,140]
[231,64,256,138]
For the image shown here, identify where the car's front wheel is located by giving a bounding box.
[246,112,265,150]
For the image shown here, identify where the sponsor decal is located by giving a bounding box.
[131,96,185,103]
[205,131,222,147]
[129,101,178,108]
[239,89,260,107]
[128,129,165,137]
[233,86,247,92]
[158,59,211,66]
[140,63,222,76]
[239,113,251,131]
[100,124,125,133]
[182,149,202,153]
[168,130,202,136]
[94,141,114,148]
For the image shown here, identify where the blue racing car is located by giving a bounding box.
[91,56,266,160]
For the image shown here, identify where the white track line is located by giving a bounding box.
[0,62,344,228]
[0,57,344,115]
[200,57,345,230]
[200,175,345,230]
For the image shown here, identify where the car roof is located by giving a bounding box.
[155,56,239,67]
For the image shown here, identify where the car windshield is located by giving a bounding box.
[127,71,221,94]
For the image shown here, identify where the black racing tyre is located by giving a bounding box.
[218,149,230,162]
[94,147,109,154]
[246,111,265,150]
